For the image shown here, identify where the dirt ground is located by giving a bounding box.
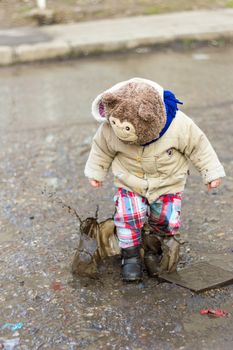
[0,0,233,28]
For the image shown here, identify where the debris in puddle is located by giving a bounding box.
[215,232,225,237]
[138,282,146,289]
[43,177,59,189]
[49,266,59,272]
[45,134,55,144]
[1,323,23,332]
[51,281,64,291]
[159,262,233,292]
[200,309,229,317]
[0,338,20,350]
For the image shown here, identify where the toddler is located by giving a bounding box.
[84,78,225,281]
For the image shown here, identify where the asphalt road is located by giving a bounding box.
[0,45,233,350]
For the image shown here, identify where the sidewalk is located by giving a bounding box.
[0,9,233,66]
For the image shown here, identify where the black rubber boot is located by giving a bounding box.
[121,246,143,281]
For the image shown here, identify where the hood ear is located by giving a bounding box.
[102,92,122,107]
[101,92,123,119]
[138,101,155,122]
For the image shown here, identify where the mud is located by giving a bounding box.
[71,213,119,277]
[0,46,233,349]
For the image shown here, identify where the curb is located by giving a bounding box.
[2,33,233,67]
[0,10,233,66]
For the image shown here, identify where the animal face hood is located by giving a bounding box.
[91,78,167,145]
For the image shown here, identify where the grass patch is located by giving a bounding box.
[18,4,34,14]
[143,5,161,15]
[227,0,233,7]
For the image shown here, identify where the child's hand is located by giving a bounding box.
[89,179,103,188]
[207,178,221,190]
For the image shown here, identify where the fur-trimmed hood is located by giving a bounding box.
[92,77,164,123]
[91,78,168,145]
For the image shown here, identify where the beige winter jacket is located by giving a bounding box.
[85,79,225,203]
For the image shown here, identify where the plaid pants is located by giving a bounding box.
[114,188,182,248]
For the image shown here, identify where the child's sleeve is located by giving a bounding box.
[84,123,116,181]
[179,117,226,184]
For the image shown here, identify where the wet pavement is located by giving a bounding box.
[0,27,51,47]
[0,45,233,349]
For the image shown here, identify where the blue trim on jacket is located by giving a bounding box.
[142,90,183,147]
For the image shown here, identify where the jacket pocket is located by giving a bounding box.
[155,148,181,175]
